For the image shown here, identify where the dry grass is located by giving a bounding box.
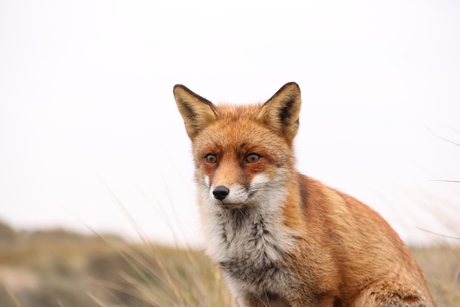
[411,245,460,307]
[98,242,233,307]
[0,221,233,307]
[0,219,459,307]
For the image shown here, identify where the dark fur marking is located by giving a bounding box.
[218,208,250,246]
[220,215,229,244]
[220,260,281,285]
[265,291,279,300]
[229,207,248,230]
[251,218,266,237]
[181,102,196,121]
[298,174,309,211]
[256,291,280,302]
[278,97,295,124]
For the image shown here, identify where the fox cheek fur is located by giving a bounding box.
[196,149,287,209]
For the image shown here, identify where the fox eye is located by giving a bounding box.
[244,153,261,164]
[205,154,217,164]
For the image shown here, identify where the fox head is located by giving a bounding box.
[174,83,302,209]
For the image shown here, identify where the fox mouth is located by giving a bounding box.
[209,184,252,209]
[217,200,246,209]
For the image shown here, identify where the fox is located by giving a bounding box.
[173,82,435,307]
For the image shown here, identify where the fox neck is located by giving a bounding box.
[200,174,300,267]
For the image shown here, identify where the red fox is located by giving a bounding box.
[173,82,435,307]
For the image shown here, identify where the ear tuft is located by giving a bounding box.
[173,85,217,139]
[256,82,302,144]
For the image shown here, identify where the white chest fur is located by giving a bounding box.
[202,192,296,298]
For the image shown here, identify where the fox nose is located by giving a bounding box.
[213,186,230,201]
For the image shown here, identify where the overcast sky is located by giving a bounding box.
[1,0,459,246]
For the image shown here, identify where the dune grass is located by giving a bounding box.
[0,220,234,307]
[411,245,460,307]
[0,218,459,307]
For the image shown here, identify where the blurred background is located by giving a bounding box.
[1,1,460,306]
[1,0,459,246]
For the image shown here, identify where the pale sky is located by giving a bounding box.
[1,0,459,246]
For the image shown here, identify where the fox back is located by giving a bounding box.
[174,83,435,307]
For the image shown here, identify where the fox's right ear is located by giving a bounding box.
[173,84,218,139]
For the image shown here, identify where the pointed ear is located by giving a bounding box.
[173,84,218,139]
[256,82,302,144]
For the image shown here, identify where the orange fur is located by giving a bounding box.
[174,83,435,306]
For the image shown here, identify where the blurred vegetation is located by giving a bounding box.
[0,219,231,307]
[0,219,458,307]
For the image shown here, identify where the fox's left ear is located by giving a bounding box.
[256,82,302,144]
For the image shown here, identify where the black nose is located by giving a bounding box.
[213,186,230,201]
